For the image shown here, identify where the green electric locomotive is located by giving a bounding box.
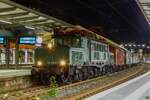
[31,26,129,85]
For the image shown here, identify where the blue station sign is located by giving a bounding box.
[18,36,36,44]
[0,36,5,44]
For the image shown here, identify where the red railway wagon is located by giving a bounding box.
[109,45,125,65]
[116,48,125,65]
[108,45,116,65]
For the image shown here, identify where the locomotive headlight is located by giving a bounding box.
[47,43,53,49]
[37,61,42,66]
[59,60,66,66]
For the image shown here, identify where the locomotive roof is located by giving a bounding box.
[82,26,129,51]
[54,25,128,51]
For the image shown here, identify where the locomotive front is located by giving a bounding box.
[31,31,86,84]
[31,26,140,85]
[32,42,71,84]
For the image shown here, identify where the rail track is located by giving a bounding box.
[1,65,148,100]
[67,66,147,100]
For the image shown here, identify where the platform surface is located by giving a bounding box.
[85,71,150,100]
[0,69,31,78]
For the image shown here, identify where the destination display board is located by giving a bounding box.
[18,36,36,44]
[0,36,5,44]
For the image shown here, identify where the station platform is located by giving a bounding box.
[85,71,150,100]
[0,69,31,78]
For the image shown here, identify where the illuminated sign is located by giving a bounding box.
[35,36,42,47]
[18,36,36,44]
[0,36,5,44]
[36,36,42,44]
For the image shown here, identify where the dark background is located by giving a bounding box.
[11,0,150,45]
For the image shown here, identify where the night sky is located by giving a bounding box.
[11,0,150,44]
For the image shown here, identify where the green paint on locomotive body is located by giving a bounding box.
[34,33,109,68]
[35,46,70,67]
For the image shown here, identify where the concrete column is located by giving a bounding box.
[5,37,9,68]
[33,50,35,64]
[25,49,28,64]
[15,38,19,67]
[12,48,15,64]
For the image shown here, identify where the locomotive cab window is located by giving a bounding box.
[72,38,80,47]
[55,38,63,46]
[64,38,72,46]
[54,36,81,47]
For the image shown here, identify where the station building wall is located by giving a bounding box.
[0,29,36,68]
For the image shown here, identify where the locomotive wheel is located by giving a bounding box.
[112,65,116,72]
[60,73,69,85]
[89,70,94,78]
[31,69,41,84]
[60,74,65,84]
[106,66,110,74]
[79,73,83,81]
[74,74,81,82]
[83,72,88,80]
[116,66,119,72]
[94,68,98,77]
[40,70,51,85]
[102,67,105,75]
[67,75,73,83]
[108,66,112,73]
[99,68,102,75]
[40,72,47,85]
[105,66,109,75]
[110,66,114,73]
[120,65,123,70]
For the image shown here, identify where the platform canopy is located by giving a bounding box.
[137,0,150,25]
[0,0,72,30]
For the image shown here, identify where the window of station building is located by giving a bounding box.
[27,49,34,64]
[19,50,25,64]
[9,48,15,64]
[19,49,34,64]
[0,48,6,64]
